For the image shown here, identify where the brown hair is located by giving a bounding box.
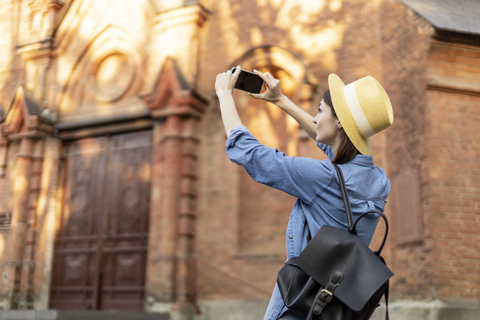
[323,90,360,164]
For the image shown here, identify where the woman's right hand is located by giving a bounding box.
[248,70,285,103]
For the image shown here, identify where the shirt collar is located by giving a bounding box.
[350,154,374,167]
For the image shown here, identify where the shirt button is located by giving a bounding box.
[289,235,293,239]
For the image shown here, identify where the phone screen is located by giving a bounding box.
[233,69,264,94]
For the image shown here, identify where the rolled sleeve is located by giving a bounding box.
[226,125,248,148]
[226,126,334,204]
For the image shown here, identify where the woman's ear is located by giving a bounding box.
[337,121,342,130]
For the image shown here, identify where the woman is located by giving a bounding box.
[215,66,394,320]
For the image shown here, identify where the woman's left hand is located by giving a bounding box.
[215,65,241,95]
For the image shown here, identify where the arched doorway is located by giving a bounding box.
[231,46,317,256]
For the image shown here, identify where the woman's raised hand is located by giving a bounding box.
[249,70,284,103]
[215,65,241,95]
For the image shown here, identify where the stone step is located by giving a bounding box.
[0,310,169,320]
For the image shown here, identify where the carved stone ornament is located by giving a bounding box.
[59,25,146,116]
[91,52,136,102]
[27,0,64,12]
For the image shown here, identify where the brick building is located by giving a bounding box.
[0,0,478,319]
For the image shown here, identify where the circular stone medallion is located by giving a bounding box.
[93,53,135,102]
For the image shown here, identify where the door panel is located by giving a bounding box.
[50,138,107,310]
[50,131,152,311]
[101,131,151,310]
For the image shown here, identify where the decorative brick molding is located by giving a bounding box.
[1,86,55,141]
[142,58,208,119]
[0,212,12,231]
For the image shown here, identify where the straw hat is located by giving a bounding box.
[328,74,394,155]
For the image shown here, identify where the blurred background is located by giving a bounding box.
[0,0,479,319]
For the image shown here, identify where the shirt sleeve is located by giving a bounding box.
[226,125,335,204]
[317,142,335,161]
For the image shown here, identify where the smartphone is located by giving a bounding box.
[232,68,264,94]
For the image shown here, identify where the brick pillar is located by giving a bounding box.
[36,137,61,310]
[0,137,7,177]
[154,3,208,85]
[175,117,198,305]
[146,114,201,319]
[21,139,45,308]
[147,115,193,303]
[19,0,64,102]
[6,138,34,309]
[144,109,205,320]
[142,50,207,320]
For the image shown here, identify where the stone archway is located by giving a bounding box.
[230,46,317,256]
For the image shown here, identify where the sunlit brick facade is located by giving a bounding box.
[0,1,479,319]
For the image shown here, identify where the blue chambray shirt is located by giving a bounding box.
[225,125,390,320]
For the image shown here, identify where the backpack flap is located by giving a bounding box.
[297,225,394,311]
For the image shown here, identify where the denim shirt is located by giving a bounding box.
[225,125,391,320]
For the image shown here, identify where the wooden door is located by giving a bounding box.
[50,131,152,311]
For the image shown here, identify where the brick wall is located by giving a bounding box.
[380,0,480,302]
[425,35,480,301]
[379,0,435,300]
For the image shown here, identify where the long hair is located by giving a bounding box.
[323,90,360,164]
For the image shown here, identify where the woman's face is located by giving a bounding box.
[313,99,341,149]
